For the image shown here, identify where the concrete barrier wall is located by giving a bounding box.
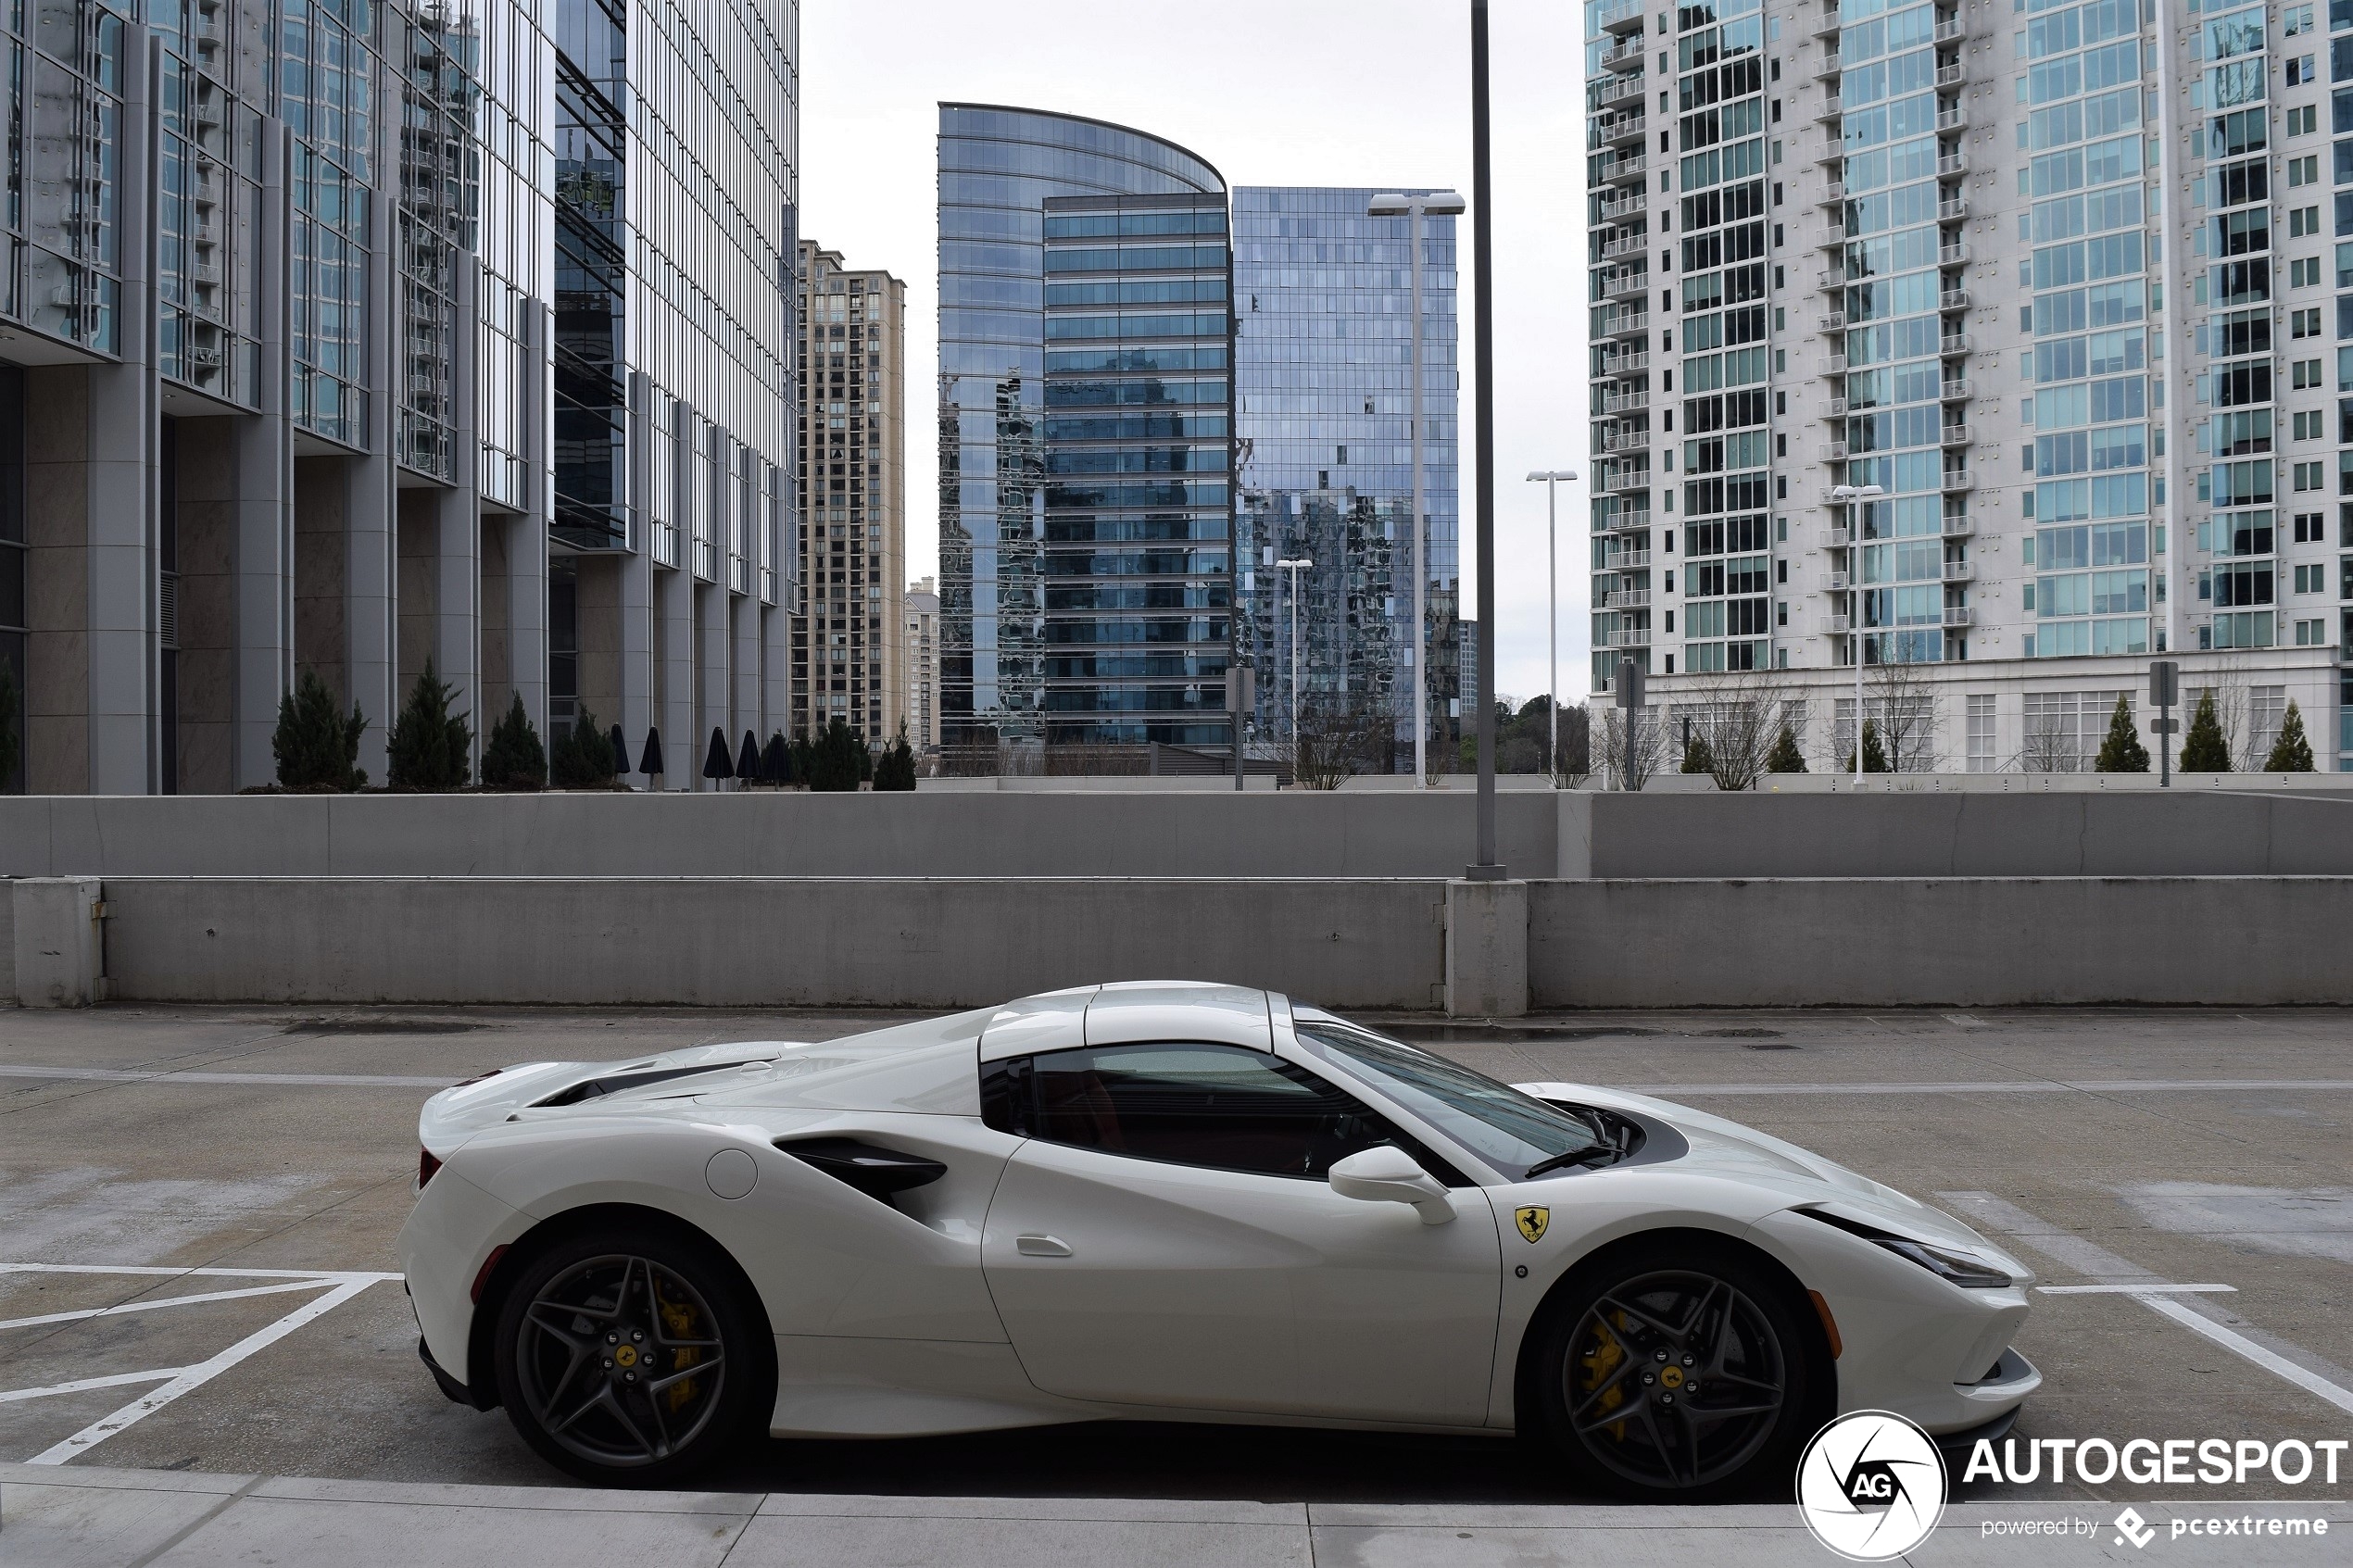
[0,794,1565,880]
[98,878,1450,1010]
[12,788,2353,883]
[1529,877,2353,1007]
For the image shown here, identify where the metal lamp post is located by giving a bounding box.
[1277,557,1314,756]
[1464,0,1504,877]
[1369,189,1466,789]
[1527,469,1579,779]
[1831,482,1885,782]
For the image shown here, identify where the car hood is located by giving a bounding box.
[1516,1079,2022,1266]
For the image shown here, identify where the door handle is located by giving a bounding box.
[1015,1234,1074,1257]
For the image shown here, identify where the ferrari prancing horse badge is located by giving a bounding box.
[1514,1206,1549,1244]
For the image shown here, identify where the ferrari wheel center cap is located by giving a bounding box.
[1659,1365,1684,1390]
[615,1345,638,1368]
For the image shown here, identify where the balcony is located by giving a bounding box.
[1814,135,1844,164]
[1819,310,1849,333]
[1598,232,1646,261]
[1591,110,1648,148]
[1594,192,1643,225]
[1590,73,1643,109]
[1820,181,1849,205]
[1943,513,1976,537]
[1944,560,1976,583]
[1599,155,1650,187]
[1815,50,1843,79]
[1595,0,1646,34]
[1600,309,1652,340]
[1933,17,1967,44]
[1593,349,1651,379]
[1825,572,1850,594]
[1940,379,1972,402]
[1826,523,1854,547]
[1598,588,1653,609]
[1816,94,1844,121]
[1939,288,1972,312]
[1940,470,1976,493]
[1600,466,1654,495]
[1813,6,1843,37]
[1595,387,1651,416]
[1830,614,1852,634]
[1596,427,1652,456]
[1820,441,1851,461]
[1602,548,1654,570]
[1602,266,1651,300]
[1940,423,1973,446]
[1937,150,1969,178]
[1940,333,1972,357]
[1816,269,1846,291]
[1944,606,1975,628]
[1597,626,1655,648]
[1939,240,1971,266]
[1814,226,1852,249]
[1598,508,1654,532]
[1937,195,1969,222]
[1825,396,1850,419]
[1820,353,1849,377]
[1936,105,1967,133]
[1599,37,1644,72]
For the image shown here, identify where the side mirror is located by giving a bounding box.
[1329,1145,1454,1224]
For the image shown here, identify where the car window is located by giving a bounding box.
[1291,1011,1614,1181]
[981,1041,1465,1183]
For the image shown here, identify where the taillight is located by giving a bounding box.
[472,1244,510,1304]
[418,1148,443,1188]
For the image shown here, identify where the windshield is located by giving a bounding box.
[1290,1010,1611,1180]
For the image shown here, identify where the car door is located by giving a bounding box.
[979,1040,1503,1424]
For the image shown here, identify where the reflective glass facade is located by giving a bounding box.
[937,103,1228,748]
[1232,186,1459,757]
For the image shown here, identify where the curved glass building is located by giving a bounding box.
[937,104,1233,750]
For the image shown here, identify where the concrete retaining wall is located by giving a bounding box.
[11,788,2353,883]
[95,878,1450,1010]
[1529,877,2353,1008]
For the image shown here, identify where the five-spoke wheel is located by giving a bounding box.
[1532,1243,1823,1499]
[493,1228,769,1484]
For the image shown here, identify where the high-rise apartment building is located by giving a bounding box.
[906,574,939,749]
[937,105,1235,753]
[0,0,794,796]
[1585,0,2343,771]
[1233,187,1462,762]
[792,244,905,745]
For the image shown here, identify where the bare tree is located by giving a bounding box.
[1597,703,1666,790]
[1294,695,1393,790]
[1678,672,1781,791]
[2018,709,2077,773]
[1867,658,1940,774]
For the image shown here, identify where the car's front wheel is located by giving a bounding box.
[1529,1239,1823,1501]
[492,1226,770,1485]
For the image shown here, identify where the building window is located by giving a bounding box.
[1966,693,1995,773]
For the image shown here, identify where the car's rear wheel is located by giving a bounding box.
[1530,1240,1820,1501]
[492,1226,769,1485]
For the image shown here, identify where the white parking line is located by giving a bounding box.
[2034,1283,2236,1296]
[0,1263,401,1465]
[0,1063,456,1088]
[1651,1078,2353,1097]
[1942,1191,2353,1420]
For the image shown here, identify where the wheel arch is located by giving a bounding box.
[1508,1224,1840,1439]
[464,1200,777,1411]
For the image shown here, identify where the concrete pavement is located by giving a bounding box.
[4,1464,2348,1566]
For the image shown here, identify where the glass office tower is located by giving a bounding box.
[1232,186,1460,762]
[937,104,1230,751]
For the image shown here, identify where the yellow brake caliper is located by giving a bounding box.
[1579,1312,1630,1439]
[660,1293,703,1411]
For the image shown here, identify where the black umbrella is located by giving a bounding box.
[703,727,734,780]
[610,724,631,777]
[736,730,761,782]
[639,727,664,778]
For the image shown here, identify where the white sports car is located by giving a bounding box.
[397,983,2040,1497]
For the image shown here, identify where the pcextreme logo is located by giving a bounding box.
[1796,1411,1948,1562]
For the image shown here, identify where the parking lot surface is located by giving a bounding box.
[2,1003,2350,1511]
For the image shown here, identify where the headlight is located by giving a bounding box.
[1799,1207,2015,1288]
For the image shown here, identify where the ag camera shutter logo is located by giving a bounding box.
[1796,1410,1948,1562]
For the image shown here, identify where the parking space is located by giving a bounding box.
[2,1003,2349,1505]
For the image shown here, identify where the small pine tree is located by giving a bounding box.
[2093,694,2150,773]
[549,706,617,788]
[759,731,788,784]
[2179,690,2232,772]
[481,692,547,790]
[1680,732,1715,774]
[1844,718,1890,774]
[386,659,472,791]
[807,718,866,791]
[874,723,917,791]
[2265,699,2317,772]
[0,654,21,792]
[271,667,368,790]
[1764,724,1806,774]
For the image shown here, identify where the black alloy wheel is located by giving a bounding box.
[1532,1243,1819,1500]
[493,1227,769,1485]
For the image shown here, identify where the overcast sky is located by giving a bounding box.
[799,0,1590,709]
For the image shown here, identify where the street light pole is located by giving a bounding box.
[1277,557,1313,758]
[1831,482,1884,782]
[1466,0,1502,878]
[1370,189,1466,789]
[1528,470,1579,779]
